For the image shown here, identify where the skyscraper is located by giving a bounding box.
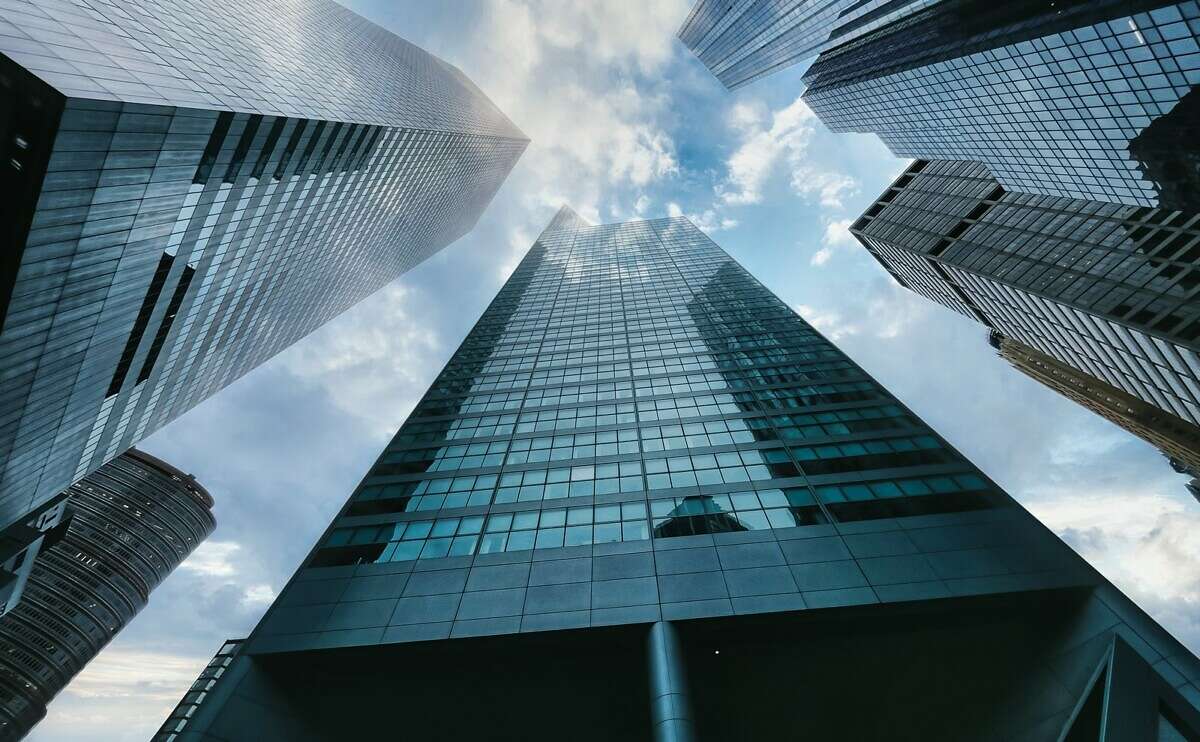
[677,0,935,90]
[988,332,1200,479]
[0,448,215,740]
[0,0,527,543]
[852,159,1200,479]
[166,210,1200,740]
[681,2,1199,209]
[800,1,1199,208]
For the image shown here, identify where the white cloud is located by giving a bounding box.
[526,0,686,74]
[717,96,858,210]
[864,279,928,339]
[59,650,207,702]
[720,98,815,206]
[241,583,278,607]
[809,247,834,266]
[33,648,213,742]
[275,283,444,438]
[810,218,858,267]
[792,167,858,208]
[823,217,856,247]
[178,541,241,578]
[1029,491,1200,645]
[177,542,281,611]
[496,226,534,281]
[794,280,926,342]
[458,0,688,223]
[794,304,860,341]
[666,201,737,233]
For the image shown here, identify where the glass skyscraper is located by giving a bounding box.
[0,448,214,740]
[853,158,1200,480]
[801,1,1200,208]
[677,0,936,90]
[166,209,1200,741]
[681,1,1199,210]
[0,0,527,542]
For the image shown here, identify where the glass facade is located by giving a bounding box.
[171,210,1200,741]
[802,1,1200,208]
[302,209,1014,574]
[853,159,1200,430]
[677,0,939,90]
[0,448,214,739]
[0,0,527,535]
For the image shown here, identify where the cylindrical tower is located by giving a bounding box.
[0,448,215,740]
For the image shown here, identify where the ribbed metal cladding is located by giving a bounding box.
[0,448,215,741]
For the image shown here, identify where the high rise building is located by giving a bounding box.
[681,1,1199,210]
[677,0,935,90]
[681,0,1200,491]
[989,332,1200,478]
[852,158,1200,478]
[801,0,1200,209]
[0,0,527,543]
[0,496,70,619]
[0,448,215,740]
[167,209,1200,740]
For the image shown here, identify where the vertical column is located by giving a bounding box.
[647,620,695,742]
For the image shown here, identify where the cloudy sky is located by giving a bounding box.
[29,2,1200,740]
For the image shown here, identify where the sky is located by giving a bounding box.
[28,2,1200,740]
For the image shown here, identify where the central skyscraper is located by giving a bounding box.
[167,210,1199,741]
[0,0,527,542]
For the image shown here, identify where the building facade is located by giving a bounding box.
[0,0,527,540]
[677,0,939,90]
[681,0,1200,494]
[680,1,1199,210]
[0,497,70,619]
[990,332,1200,478]
[169,210,1199,740]
[801,0,1199,208]
[852,159,1200,476]
[0,448,215,740]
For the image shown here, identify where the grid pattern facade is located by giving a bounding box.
[0,0,524,138]
[0,0,528,535]
[229,209,1127,658]
[0,448,214,739]
[803,2,1200,208]
[853,159,1200,427]
[305,211,1015,569]
[677,0,938,90]
[173,211,1200,742]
